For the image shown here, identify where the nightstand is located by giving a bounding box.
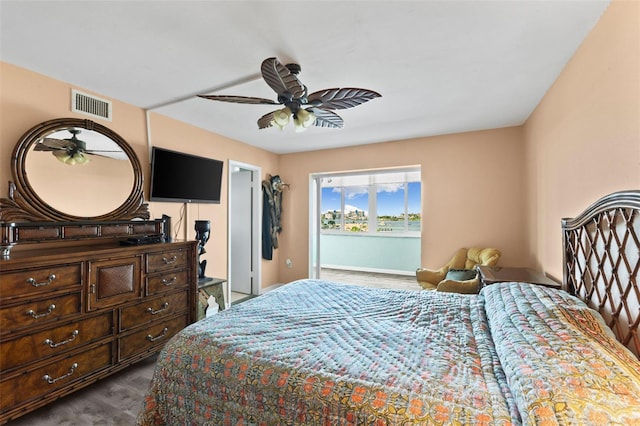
[197,277,227,320]
[477,266,561,291]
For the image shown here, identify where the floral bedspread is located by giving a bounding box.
[483,282,640,425]
[136,280,640,425]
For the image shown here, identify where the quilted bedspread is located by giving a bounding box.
[137,280,640,425]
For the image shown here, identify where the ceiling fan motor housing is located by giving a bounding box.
[285,63,301,75]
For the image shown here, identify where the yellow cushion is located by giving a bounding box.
[415,247,501,293]
[436,278,479,294]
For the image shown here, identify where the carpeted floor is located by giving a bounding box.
[6,356,156,426]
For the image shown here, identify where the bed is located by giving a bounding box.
[137,191,640,425]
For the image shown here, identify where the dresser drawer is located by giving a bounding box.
[0,313,113,372]
[0,292,81,336]
[118,314,188,361]
[0,343,112,413]
[146,269,189,296]
[146,249,189,273]
[0,264,82,301]
[119,291,188,332]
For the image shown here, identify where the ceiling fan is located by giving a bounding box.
[34,129,123,165]
[198,57,381,132]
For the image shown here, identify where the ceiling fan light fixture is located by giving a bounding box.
[53,150,89,165]
[272,107,291,130]
[293,109,316,132]
[74,153,90,165]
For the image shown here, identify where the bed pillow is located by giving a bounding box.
[482,282,640,425]
[445,268,477,281]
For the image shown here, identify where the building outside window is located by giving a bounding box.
[320,170,421,235]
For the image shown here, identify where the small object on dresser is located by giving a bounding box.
[120,235,163,246]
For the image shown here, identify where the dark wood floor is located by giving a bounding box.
[6,269,419,425]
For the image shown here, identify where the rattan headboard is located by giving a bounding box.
[562,190,640,359]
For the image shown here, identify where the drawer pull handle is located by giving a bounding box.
[26,274,56,287]
[147,327,169,342]
[161,276,177,286]
[44,330,79,348]
[26,304,56,319]
[162,255,177,265]
[43,363,78,384]
[146,302,169,315]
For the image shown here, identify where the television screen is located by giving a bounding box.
[150,147,224,203]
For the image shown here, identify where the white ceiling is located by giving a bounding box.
[0,1,610,154]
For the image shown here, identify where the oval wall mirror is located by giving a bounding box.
[0,118,149,222]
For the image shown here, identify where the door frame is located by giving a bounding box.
[227,160,262,306]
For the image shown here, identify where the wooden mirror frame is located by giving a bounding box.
[0,118,149,222]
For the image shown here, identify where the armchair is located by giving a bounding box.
[416,247,501,294]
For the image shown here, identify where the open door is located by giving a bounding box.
[228,161,261,306]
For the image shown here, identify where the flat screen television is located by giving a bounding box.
[150,147,224,204]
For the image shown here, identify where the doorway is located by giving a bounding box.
[228,161,261,306]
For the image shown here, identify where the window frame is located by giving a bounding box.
[320,170,421,237]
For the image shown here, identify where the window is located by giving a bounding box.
[345,186,368,232]
[320,169,420,234]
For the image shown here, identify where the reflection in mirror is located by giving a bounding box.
[26,127,134,217]
[34,127,129,164]
[0,118,148,222]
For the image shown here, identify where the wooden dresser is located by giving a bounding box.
[0,240,197,424]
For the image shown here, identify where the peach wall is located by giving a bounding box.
[524,0,640,280]
[277,126,528,283]
[144,112,280,286]
[3,0,635,289]
[0,62,280,287]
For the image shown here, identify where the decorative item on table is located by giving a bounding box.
[194,220,210,282]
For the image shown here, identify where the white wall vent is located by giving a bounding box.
[71,89,112,121]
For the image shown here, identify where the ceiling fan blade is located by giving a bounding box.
[85,150,126,158]
[84,152,126,160]
[34,138,74,151]
[308,108,344,129]
[261,57,305,99]
[257,111,276,129]
[198,94,279,105]
[307,88,381,110]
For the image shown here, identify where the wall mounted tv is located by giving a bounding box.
[150,147,224,204]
